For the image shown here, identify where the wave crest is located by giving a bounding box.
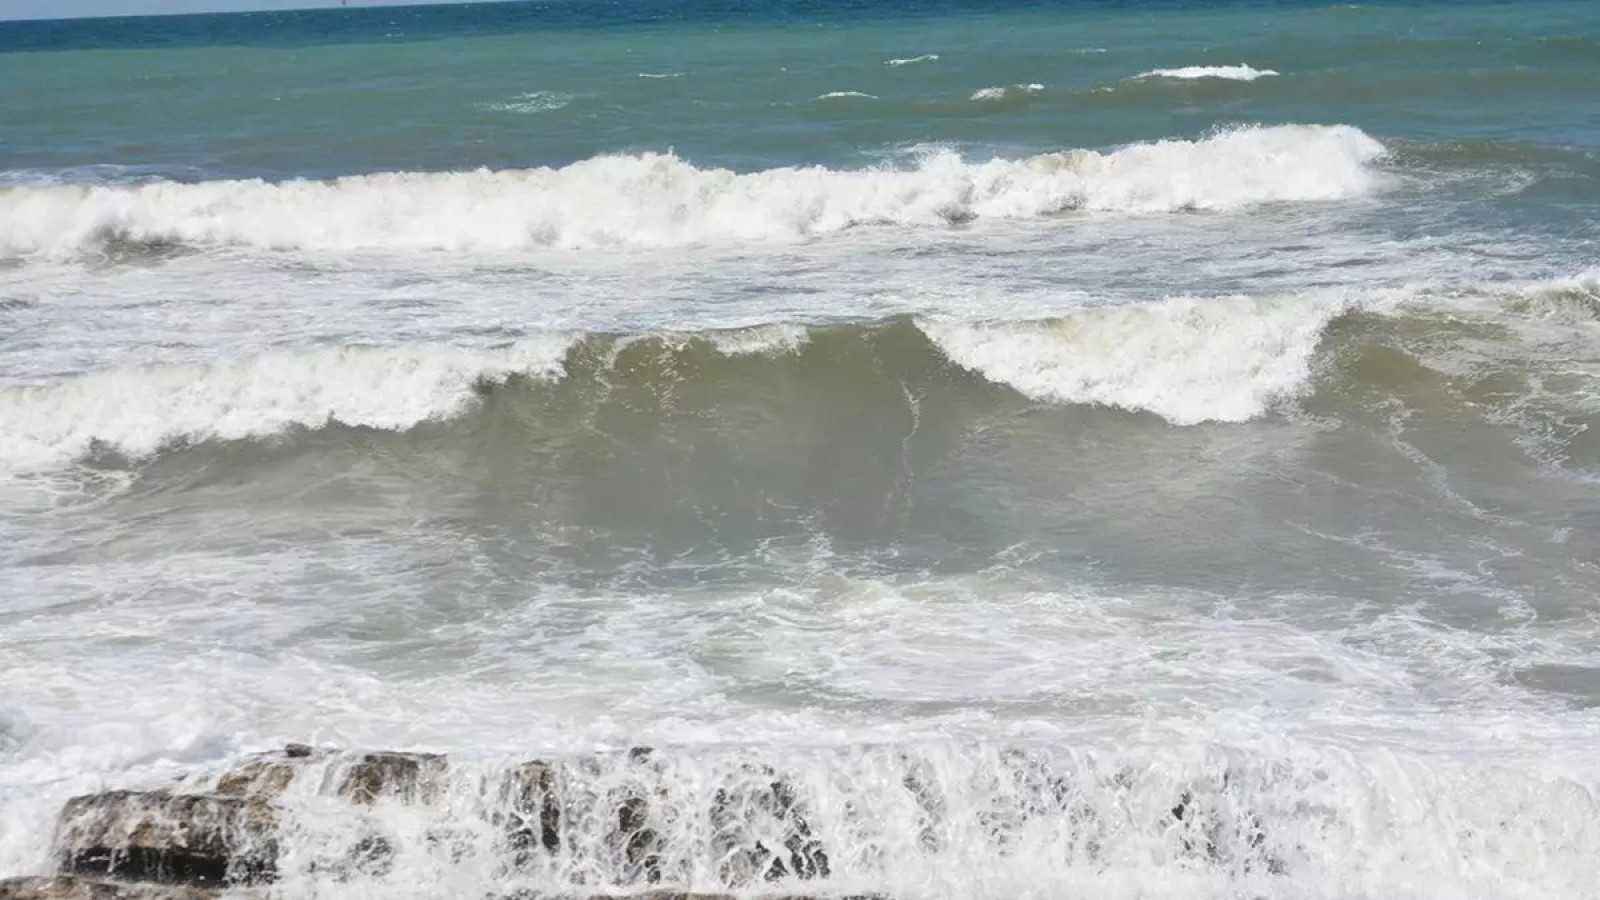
[969,83,1044,102]
[0,294,1351,473]
[1136,64,1280,81]
[923,295,1346,425]
[0,338,572,473]
[0,125,1388,257]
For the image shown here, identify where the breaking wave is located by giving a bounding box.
[1135,64,1280,81]
[885,53,939,66]
[968,83,1044,102]
[486,90,574,113]
[13,275,1593,476]
[923,295,1346,425]
[0,125,1388,257]
[0,294,1354,473]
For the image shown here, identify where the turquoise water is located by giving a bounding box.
[2,2,1600,897]
[5,0,1599,177]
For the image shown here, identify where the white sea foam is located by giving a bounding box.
[637,71,684,79]
[486,90,574,113]
[921,294,1349,424]
[0,339,573,473]
[816,90,878,100]
[886,54,939,66]
[968,83,1044,101]
[1136,64,1280,81]
[4,567,1599,896]
[0,125,1389,257]
[697,323,811,356]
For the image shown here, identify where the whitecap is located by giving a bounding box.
[1135,64,1280,81]
[969,83,1044,102]
[486,90,573,113]
[0,124,1390,258]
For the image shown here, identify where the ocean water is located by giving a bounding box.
[2,0,1599,896]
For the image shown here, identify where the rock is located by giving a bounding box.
[336,751,447,804]
[0,876,237,900]
[500,760,560,864]
[214,744,331,797]
[493,894,877,900]
[710,766,829,886]
[216,747,443,805]
[213,762,296,799]
[55,792,277,886]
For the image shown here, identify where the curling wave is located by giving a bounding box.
[0,294,1357,473]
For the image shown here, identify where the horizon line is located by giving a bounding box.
[0,0,524,24]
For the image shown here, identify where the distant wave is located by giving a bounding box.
[485,90,573,113]
[886,54,939,66]
[0,125,1388,257]
[1136,64,1279,81]
[969,83,1044,102]
[637,71,684,79]
[816,90,878,100]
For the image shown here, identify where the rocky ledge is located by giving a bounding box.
[0,876,244,900]
[1,743,1280,898]
[1,745,851,899]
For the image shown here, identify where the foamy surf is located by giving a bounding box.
[0,292,1372,475]
[6,739,1599,900]
[968,83,1044,102]
[0,125,1389,257]
[0,339,573,474]
[486,90,574,113]
[1136,64,1280,81]
[886,53,939,66]
[922,294,1349,424]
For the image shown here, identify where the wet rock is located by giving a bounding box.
[336,751,448,804]
[0,876,238,900]
[214,744,331,797]
[1169,784,1285,875]
[711,766,829,886]
[493,894,885,900]
[617,790,664,884]
[55,791,277,886]
[896,752,947,852]
[500,760,561,864]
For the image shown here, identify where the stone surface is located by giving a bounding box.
[55,792,277,886]
[495,893,888,900]
[0,876,237,899]
[213,745,332,798]
[500,761,560,864]
[710,767,829,886]
[335,751,448,804]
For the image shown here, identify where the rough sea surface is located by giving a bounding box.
[2,0,1599,897]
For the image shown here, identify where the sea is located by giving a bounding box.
[1,0,1598,896]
